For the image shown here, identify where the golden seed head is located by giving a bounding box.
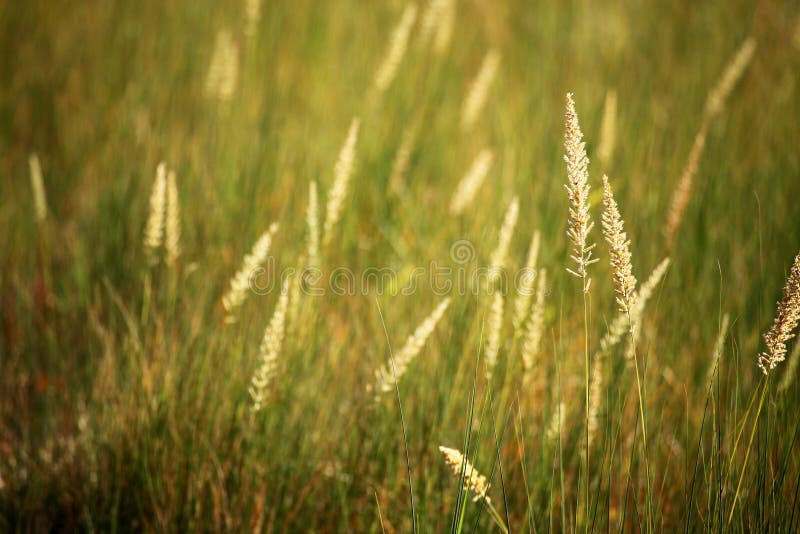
[597,258,670,361]
[664,124,708,250]
[28,153,48,223]
[222,223,279,320]
[597,89,618,170]
[601,175,637,312]
[705,37,756,119]
[389,125,417,195]
[204,29,239,101]
[449,148,494,215]
[438,446,491,502]
[484,291,504,381]
[144,163,168,258]
[373,3,418,93]
[323,118,361,247]
[564,92,597,292]
[165,169,181,264]
[244,0,262,39]
[513,230,541,331]
[488,196,519,286]
[249,276,292,412]
[373,298,451,397]
[420,0,455,55]
[307,180,320,270]
[521,268,547,372]
[545,402,565,445]
[706,313,731,384]
[759,251,800,375]
[461,50,501,130]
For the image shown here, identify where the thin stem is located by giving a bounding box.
[486,500,510,533]
[626,311,652,532]
[727,376,768,526]
[584,291,591,532]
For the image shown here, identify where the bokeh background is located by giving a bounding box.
[1,0,799,530]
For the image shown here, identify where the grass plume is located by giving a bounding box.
[513,230,541,331]
[373,3,418,93]
[28,153,48,223]
[204,29,239,101]
[143,163,167,259]
[307,180,320,270]
[449,148,494,215]
[564,92,597,292]
[249,276,291,412]
[165,169,181,264]
[488,196,519,286]
[758,251,800,375]
[461,50,500,131]
[597,89,617,170]
[323,118,361,247]
[484,291,504,381]
[372,297,451,398]
[601,175,637,312]
[222,223,279,321]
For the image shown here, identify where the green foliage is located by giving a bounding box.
[1,0,799,530]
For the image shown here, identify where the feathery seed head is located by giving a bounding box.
[165,169,181,264]
[307,180,320,270]
[222,223,279,320]
[601,175,637,312]
[521,268,547,373]
[488,196,519,286]
[758,251,800,375]
[513,230,541,331]
[623,257,670,360]
[705,37,756,120]
[420,0,454,55]
[389,125,417,195]
[373,298,451,397]
[449,148,494,215]
[564,93,597,292]
[249,276,291,412]
[706,313,730,384]
[545,402,565,445]
[144,163,168,259]
[244,0,262,39]
[484,291,504,381]
[597,90,618,170]
[204,29,239,101]
[28,153,48,223]
[374,3,418,93]
[461,50,501,130]
[664,124,708,250]
[666,38,755,249]
[323,118,361,247]
[596,258,670,361]
[438,446,491,502]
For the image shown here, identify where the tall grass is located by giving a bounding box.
[1,0,799,531]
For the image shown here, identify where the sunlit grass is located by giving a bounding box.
[1,0,800,530]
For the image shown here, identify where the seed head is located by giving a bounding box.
[438,446,491,502]
[758,251,800,375]
[564,93,597,292]
[601,176,637,312]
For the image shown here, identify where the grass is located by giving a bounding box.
[2,0,800,530]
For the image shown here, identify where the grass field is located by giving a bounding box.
[2,0,800,531]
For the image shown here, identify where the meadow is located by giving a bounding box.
[2,0,800,531]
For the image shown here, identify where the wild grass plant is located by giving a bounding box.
[1,0,800,531]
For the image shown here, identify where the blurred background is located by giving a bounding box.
[1,0,799,530]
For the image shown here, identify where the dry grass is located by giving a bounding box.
[2,1,800,531]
